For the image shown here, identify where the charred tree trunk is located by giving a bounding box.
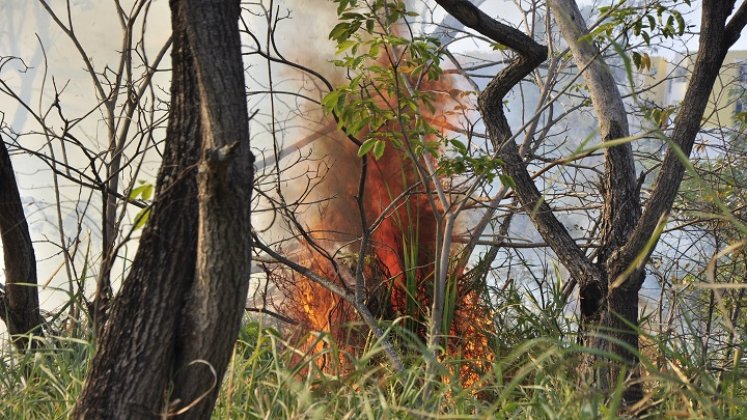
[73,0,253,418]
[0,137,45,350]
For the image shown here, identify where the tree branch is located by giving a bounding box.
[253,234,406,373]
[620,1,745,270]
[434,0,604,293]
[725,0,747,48]
[548,0,639,267]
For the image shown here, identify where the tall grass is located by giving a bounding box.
[0,335,88,419]
[3,298,745,419]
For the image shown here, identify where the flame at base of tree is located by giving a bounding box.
[270,120,495,385]
[264,13,495,381]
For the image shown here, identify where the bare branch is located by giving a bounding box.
[621,1,747,269]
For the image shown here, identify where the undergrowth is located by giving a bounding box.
[2,310,746,419]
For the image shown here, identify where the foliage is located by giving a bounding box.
[583,0,691,71]
[2,310,747,418]
[322,0,446,161]
[128,180,154,231]
[2,0,747,417]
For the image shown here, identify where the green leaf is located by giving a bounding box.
[499,174,516,189]
[368,42,380,58]
[646,14,656,30]
[322,90,342,113]
[129,183,154,200]
[133,207,152,230]
[673,11,686,36]
[449,139,467,154]
[141,184,153,200]
[329,23,350,42]
[373,140,386,160]
[632,51,642,69]
[336,39,357,54]
[641,31,650,45]
[357,138,376,157]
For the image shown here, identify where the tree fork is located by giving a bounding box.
[436,0,747,407]
[74,0,253,417]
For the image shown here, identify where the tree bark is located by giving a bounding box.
[73,0,253,418]
[547,0,642,402]
[73,7,202,416]
[436,0,747,406]
[170,0,254,417]
[0,137,45,350]
[598,0,746,401]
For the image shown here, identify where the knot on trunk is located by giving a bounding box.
[579,281,604,318]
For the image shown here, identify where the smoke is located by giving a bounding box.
[248,0,493,383]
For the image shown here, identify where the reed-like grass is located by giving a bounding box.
[3,303,745,419]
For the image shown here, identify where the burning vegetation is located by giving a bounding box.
[255,0,495,385]
[271,120,495,384]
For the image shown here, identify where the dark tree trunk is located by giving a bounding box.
[435,0,747,407]
[0,137,45,350]
[579,268,645,403]
[73,9,202,417]
[170,0,254,417]
[581,0,744,403]
[73,0,253,418]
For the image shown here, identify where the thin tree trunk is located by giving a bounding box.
[0,137,45,350]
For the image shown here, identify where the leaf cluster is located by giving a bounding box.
[324,0,449,161]
[587,0,690,71]
[438,138,506,184]
[128,180,154,230]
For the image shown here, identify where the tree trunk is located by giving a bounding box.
[547,0,643,402]
[0,137,45,350]
[579,268,645,403]
[170,0,254,417]
[436,0,747,407]
[73,0,253,418]
[583,0,745,403]
[73,9,202,416]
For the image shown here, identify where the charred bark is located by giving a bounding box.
[0,137,45,350]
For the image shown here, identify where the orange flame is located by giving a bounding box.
[274,51,494,386]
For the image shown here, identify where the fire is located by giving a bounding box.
[263,0,494,386]
[268,75,494,386]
